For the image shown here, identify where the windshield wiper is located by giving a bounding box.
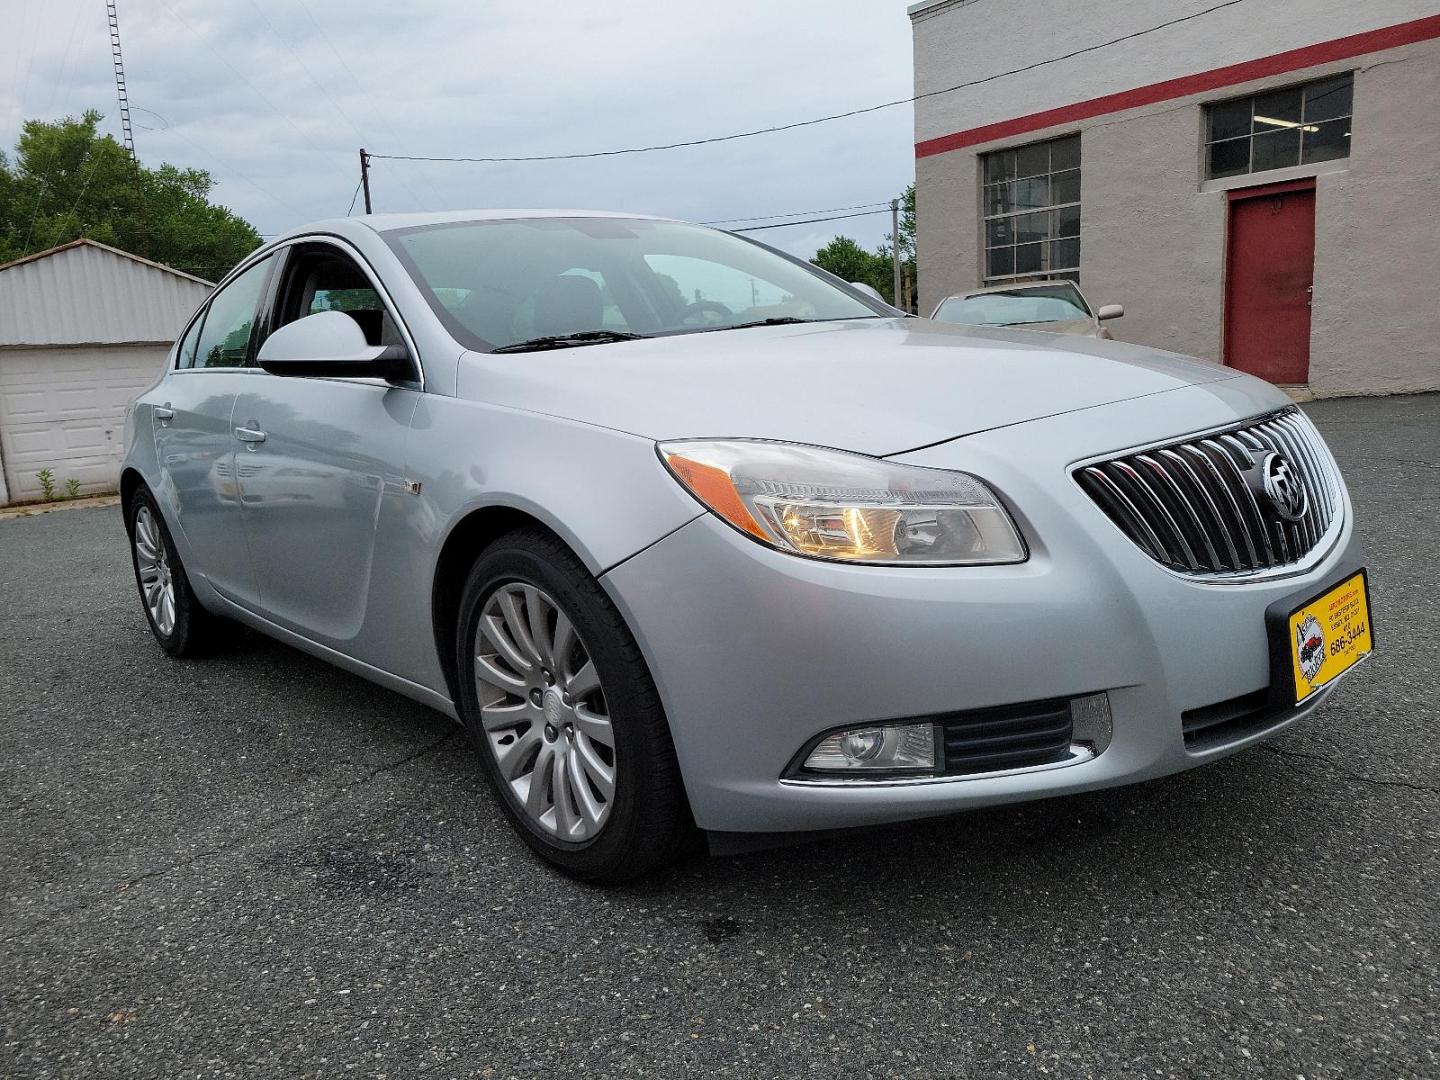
[688,315,886,335]
[730,316,812,328]
[687,316,820,335]
[491,330,646,353]
[717,316,817,329]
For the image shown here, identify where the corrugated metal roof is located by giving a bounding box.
[0,239,214,346]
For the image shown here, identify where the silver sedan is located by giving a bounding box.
[123,211,1374,881]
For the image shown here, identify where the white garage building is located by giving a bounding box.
[0,239,212,505]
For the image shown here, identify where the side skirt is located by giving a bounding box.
[210,593,461,721]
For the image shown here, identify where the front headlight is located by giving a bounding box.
[658,440,1026,565]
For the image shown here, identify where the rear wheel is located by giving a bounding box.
[126,487,223,657]
[456,529,691,882]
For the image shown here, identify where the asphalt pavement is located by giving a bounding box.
[2,394,1436,1079]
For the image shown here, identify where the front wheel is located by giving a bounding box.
[455,530,692,882]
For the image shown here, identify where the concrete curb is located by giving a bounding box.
[0,494,121,520]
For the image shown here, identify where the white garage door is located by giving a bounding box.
[0,345,168,504]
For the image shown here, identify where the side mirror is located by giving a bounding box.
[849,282,884,303]
[1096,304,1125,321]
[257,310,412,380]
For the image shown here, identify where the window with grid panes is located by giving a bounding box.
[981,134,1080,285]
[1205,75,1352,179]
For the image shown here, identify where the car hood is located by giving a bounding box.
[458,317,1246,457]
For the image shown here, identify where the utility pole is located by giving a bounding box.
[359,148,373,214]
[890,198,902,310]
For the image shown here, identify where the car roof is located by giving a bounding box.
[287,209,682,237]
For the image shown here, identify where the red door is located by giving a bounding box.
[1224,180,1316,384]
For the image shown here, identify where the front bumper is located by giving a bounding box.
[602,383,1363,833]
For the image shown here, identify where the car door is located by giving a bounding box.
[231,240,421,655]
[152,254,276,601]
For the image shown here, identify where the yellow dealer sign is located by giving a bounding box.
[1288,571,1372,703]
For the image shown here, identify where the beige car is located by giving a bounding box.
[931,280,1124,339]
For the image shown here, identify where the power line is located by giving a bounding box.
[702,201,891,226]
[48,145,107,247]
[346,177,363,216]
[291,0,447,208]
[368,0,1248,166]
[18,182,50,254]
[239,0,427,210]
[149,122,303,221]
[730,208,893,233]
[42,4,89,117]
[156,1,351,169]
[11,0,46,129]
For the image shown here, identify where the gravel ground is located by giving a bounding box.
[1,394,1436,1079]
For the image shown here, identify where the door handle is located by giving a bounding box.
[154,404,175,424]
[234,425,267,445]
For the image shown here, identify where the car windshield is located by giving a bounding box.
[933,284,1091,327]
[384,217,884,352]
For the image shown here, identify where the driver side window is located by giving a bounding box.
[272,244,402,350]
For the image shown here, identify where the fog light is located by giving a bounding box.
[802,722,937,773]
[840,729,886,761]
[1070,692,1113,754]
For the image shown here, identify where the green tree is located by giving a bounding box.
[893,183,917,263]
[0,110,262,280]
[314,289,379,313]
[812,235,894,304]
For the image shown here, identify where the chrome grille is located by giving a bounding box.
[1076,409,1341,576]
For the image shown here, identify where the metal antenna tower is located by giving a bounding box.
[107,1,136,159]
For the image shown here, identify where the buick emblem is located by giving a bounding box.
[543,688,567,726]
[1260,452,1307,521]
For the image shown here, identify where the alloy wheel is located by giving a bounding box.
[472,583,617,842]
[133,504,176,636]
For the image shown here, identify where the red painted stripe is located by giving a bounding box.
[916,12,1440,159]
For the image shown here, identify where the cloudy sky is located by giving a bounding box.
[1,0,917,258]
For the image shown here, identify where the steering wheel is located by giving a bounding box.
[677,301,734,328]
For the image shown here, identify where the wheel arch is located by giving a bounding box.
[119,467,147,532]
[431,503,578,707]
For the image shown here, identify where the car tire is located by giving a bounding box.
[126,486,223,657]
[455,528,692,883]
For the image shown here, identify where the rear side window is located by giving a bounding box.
[184,256,274,369]
[174,311,204,368]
